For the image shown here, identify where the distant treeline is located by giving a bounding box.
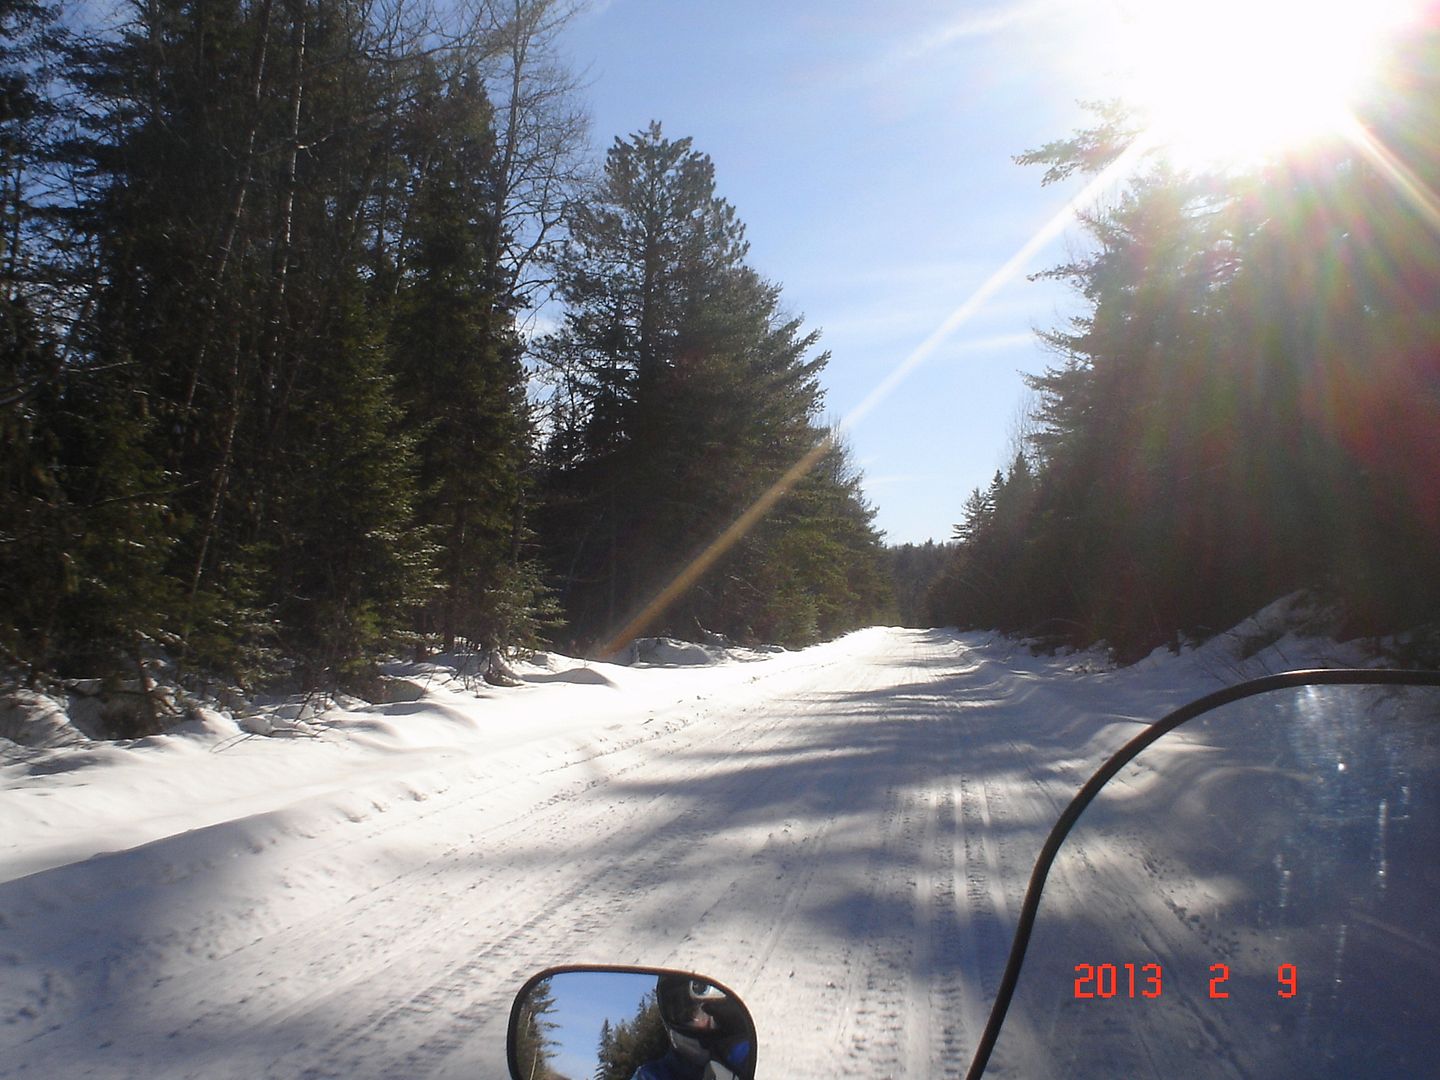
[928,29,1440,659]
[0,0,889,707]
[887,541,954,629]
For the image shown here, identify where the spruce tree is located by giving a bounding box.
[938,38,1440,655]
[3,0,584,691]
[540,123,888,649]
[51,0,439,685]
[388,58,549,656]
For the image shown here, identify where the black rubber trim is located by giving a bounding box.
[963,668,1440,1080]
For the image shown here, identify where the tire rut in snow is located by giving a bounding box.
[256,690,823,1078]
[836,781,912,1077]
[958,775,1011,1006]
[929,785,973,1078]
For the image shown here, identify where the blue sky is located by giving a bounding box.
[554,0,1116,544]
[536,969,655,1078]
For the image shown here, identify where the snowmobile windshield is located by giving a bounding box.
[985,678,1440,1079]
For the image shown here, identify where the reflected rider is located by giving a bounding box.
[633,975,754,1080]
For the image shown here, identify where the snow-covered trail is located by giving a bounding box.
[1,627,1226,1079]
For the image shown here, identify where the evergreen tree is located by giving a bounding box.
[53,0,325,678]
[1,0,585,694]
[594,991,667,1080]
[266,286,431,687]
[937,26,1440,656]
[887,540,953,628]
[0,0,182,692]
[0,323,179,694]
[513,976,563,1080]
[540,123,886,649]
[388,58,549,656]
[711,432,891,646]
[0,0,64,673]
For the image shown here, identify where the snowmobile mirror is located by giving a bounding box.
[508,965,758,1080]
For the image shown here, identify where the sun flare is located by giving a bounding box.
[1108,0,1420,171]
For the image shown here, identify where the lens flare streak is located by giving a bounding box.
[1341,115,1440,239]
[599,140,1150,655]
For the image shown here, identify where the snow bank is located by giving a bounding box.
[608,635,720,666]
[0,690,93,749]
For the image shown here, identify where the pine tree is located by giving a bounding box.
[267,286,431,687]
[513,976,562,1080]
[388,58,548,657]
[0,0,184,693]
[0,0,63,674]
[594,991,667,1080]
[540,123,763,639]
[4,0,586,691]
[541,123,891,650]
[47,0,440,685]
[939,35,1440,655]
[887,540,953,628]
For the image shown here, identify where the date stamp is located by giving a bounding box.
[1073,962,1299,1000]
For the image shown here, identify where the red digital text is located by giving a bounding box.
[1072,963,1299,1000]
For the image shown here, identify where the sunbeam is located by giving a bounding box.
[598,139,1150,655]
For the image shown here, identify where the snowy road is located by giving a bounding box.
[0,627,1325,1078]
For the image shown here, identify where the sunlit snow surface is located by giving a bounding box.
[1,625,1434,1078]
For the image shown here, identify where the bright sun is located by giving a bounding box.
[1108,0,1420,171]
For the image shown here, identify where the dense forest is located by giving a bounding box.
[929,28,1440,660]
[887,540,953,628]
[4,0,1436,720]
[0,0,889,710]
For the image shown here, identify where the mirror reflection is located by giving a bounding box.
[510,967,758,1080]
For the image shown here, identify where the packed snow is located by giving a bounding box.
[1,614,1433,1079]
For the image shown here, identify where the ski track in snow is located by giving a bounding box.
[0,627,1246,1078]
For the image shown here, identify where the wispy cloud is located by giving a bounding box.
[933,1,1060,43]
[888,0,1069,65]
